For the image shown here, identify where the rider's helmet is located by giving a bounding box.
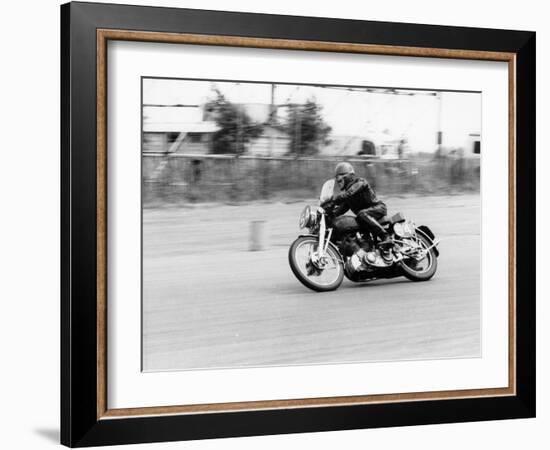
[334,162,355,189]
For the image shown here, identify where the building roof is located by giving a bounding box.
[143,106,219,133]
[144,122,219,133]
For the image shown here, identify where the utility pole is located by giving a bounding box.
[238,106,243,155]
[270,84,276,117]
[269,83,275,156]
[436,92,443,156]
[296,105,302,157]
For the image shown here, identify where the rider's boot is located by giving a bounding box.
[378,233,394,261]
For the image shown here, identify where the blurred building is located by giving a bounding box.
[142,93,481,159]
[321,136,370,156]
[464,133,481,158]
[321,131,402,159]
[233,103,291,156]
[143,105,219,154]
[246,125,290,156]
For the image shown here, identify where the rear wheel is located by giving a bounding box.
[399,233,438,281]
[288,236,344,292]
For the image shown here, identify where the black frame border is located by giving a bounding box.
[61,2,535,447]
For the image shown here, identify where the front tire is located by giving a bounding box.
[288,236,344,292]
[399,233,438,281]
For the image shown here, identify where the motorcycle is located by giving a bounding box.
[288,179,440,292]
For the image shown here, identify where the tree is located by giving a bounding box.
[204,89,263,155]
[284,99,332,156]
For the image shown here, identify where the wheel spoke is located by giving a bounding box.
[402,236,432,273]
[293,239,342,286]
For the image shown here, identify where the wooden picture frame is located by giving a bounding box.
[61,1,535,446]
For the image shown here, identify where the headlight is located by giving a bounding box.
[299,205,317,229]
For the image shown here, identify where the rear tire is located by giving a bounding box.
[288,236,344,292]
[399,234,438,281]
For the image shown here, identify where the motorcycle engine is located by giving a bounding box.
[341,233,393,277]
[340,235,361,257]
[345,247,392,276]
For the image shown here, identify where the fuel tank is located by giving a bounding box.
[331,215,360,238]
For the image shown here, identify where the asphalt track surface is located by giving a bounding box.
[142,195,480,372]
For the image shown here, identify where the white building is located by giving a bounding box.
[142,105,219,154]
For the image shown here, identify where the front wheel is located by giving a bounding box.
[399,233,438,281]
[288,236,344,292]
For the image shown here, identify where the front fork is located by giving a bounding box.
[318,212,326,254]
[312,213,335,267]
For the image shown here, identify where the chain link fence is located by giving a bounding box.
[143,154,480,206]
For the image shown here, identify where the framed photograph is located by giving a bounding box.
[61,1,535,447]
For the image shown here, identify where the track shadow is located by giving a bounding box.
[344,277,413,288]
[276,275,415,295]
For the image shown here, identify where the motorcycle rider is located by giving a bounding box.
[327,161,392,253]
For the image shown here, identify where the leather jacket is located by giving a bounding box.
[332,175,384,215]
